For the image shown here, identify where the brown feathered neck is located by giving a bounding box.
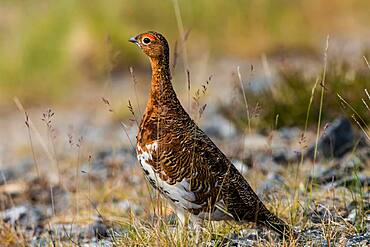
[148,50,176,106]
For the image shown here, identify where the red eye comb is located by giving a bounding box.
[143,34,156,41]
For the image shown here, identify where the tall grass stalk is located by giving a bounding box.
[337,94,370,141]
[24,112,40,177]
[313,35,330,165]
[129,67,143,116]
[172,0,190,112]
[102,97,136,151]
[362,96,369,112]
[304,78,320,136]
[69,135,83,234]
[14,97,56,171]
[298,76,320,171]
[364,56,370,71]
[42,109,62,183]
[237,66,252,134]
[291,77,320,225]
[364,89,370,111]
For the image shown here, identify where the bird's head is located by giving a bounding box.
[129,31,169,59]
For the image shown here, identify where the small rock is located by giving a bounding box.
[94,240,114,247]
[26,177,70,214]
[49,223,83,240]
[202,114,236,139]
[115,200,142,214]
[0,205,45,227]
[329,175,370,190]
[86,221,109,239]
[82,147,137,181]
[278,127,301,141]
[305,117,363,160]
[206,228,273,247]
[257,173,287,197]
[0,159,33,185]
[298,227,331,247]
[307,164,330,183]
[226,228,279,247]
[308,150,367,187]
[1,205,28,225]
[272,152,289,164]
[346,210,357,224]
[347,197,370,212]
[243,134,268,152]
[49,220,112,243]
[345,199,370,225]
[306,204,343,224]
[346,232,370,247]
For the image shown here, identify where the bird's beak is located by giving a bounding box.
[129,37,139,47]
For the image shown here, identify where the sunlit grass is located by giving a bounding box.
[221,59,370,129]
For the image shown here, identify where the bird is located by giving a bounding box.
[129,31,292,238]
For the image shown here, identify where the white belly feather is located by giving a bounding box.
[136,142,202,210]
[136,141,232,221]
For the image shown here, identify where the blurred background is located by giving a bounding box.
[1,0,370,164]
[0,0,370,112]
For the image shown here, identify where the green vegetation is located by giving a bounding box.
[1,0,370,107]
[220,60,370,129]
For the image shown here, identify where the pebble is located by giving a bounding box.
[115,199,142,214]
[202,114,236,139]
[257,172,287,197]
[0,204,45,227]
[305,117,365,160]
[346,232,370,247]
[0,159,33,185]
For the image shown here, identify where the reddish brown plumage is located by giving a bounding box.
[129,31,293,237]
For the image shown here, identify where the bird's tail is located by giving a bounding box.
[258,212,295,239]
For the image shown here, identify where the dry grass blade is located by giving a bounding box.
[313,35,330,165]
[0,221,27,247]
[14,97,60,176]
[41,108,61,182]
[101,97,113,112]
[362,98,370,112]
[24,111,40,177]
[351,115,370,141]
[101,96,136,151]
[172,40,179,71]
[192,75,211,121]
[364,89,370,113]
[337,93,368,128]
[186,69,191,92]
[128,99,139,126]
[338,93,370,141]
[237,66,251,134]
[172,0,190,111]
[364,56,370,71]
[129,66,142,116]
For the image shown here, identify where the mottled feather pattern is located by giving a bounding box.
[131,31,292,237]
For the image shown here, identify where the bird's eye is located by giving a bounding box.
[142,37,151,44]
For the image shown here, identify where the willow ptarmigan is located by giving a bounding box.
[129,31,292,237]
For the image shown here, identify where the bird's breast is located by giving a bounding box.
[136,142,204,210]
